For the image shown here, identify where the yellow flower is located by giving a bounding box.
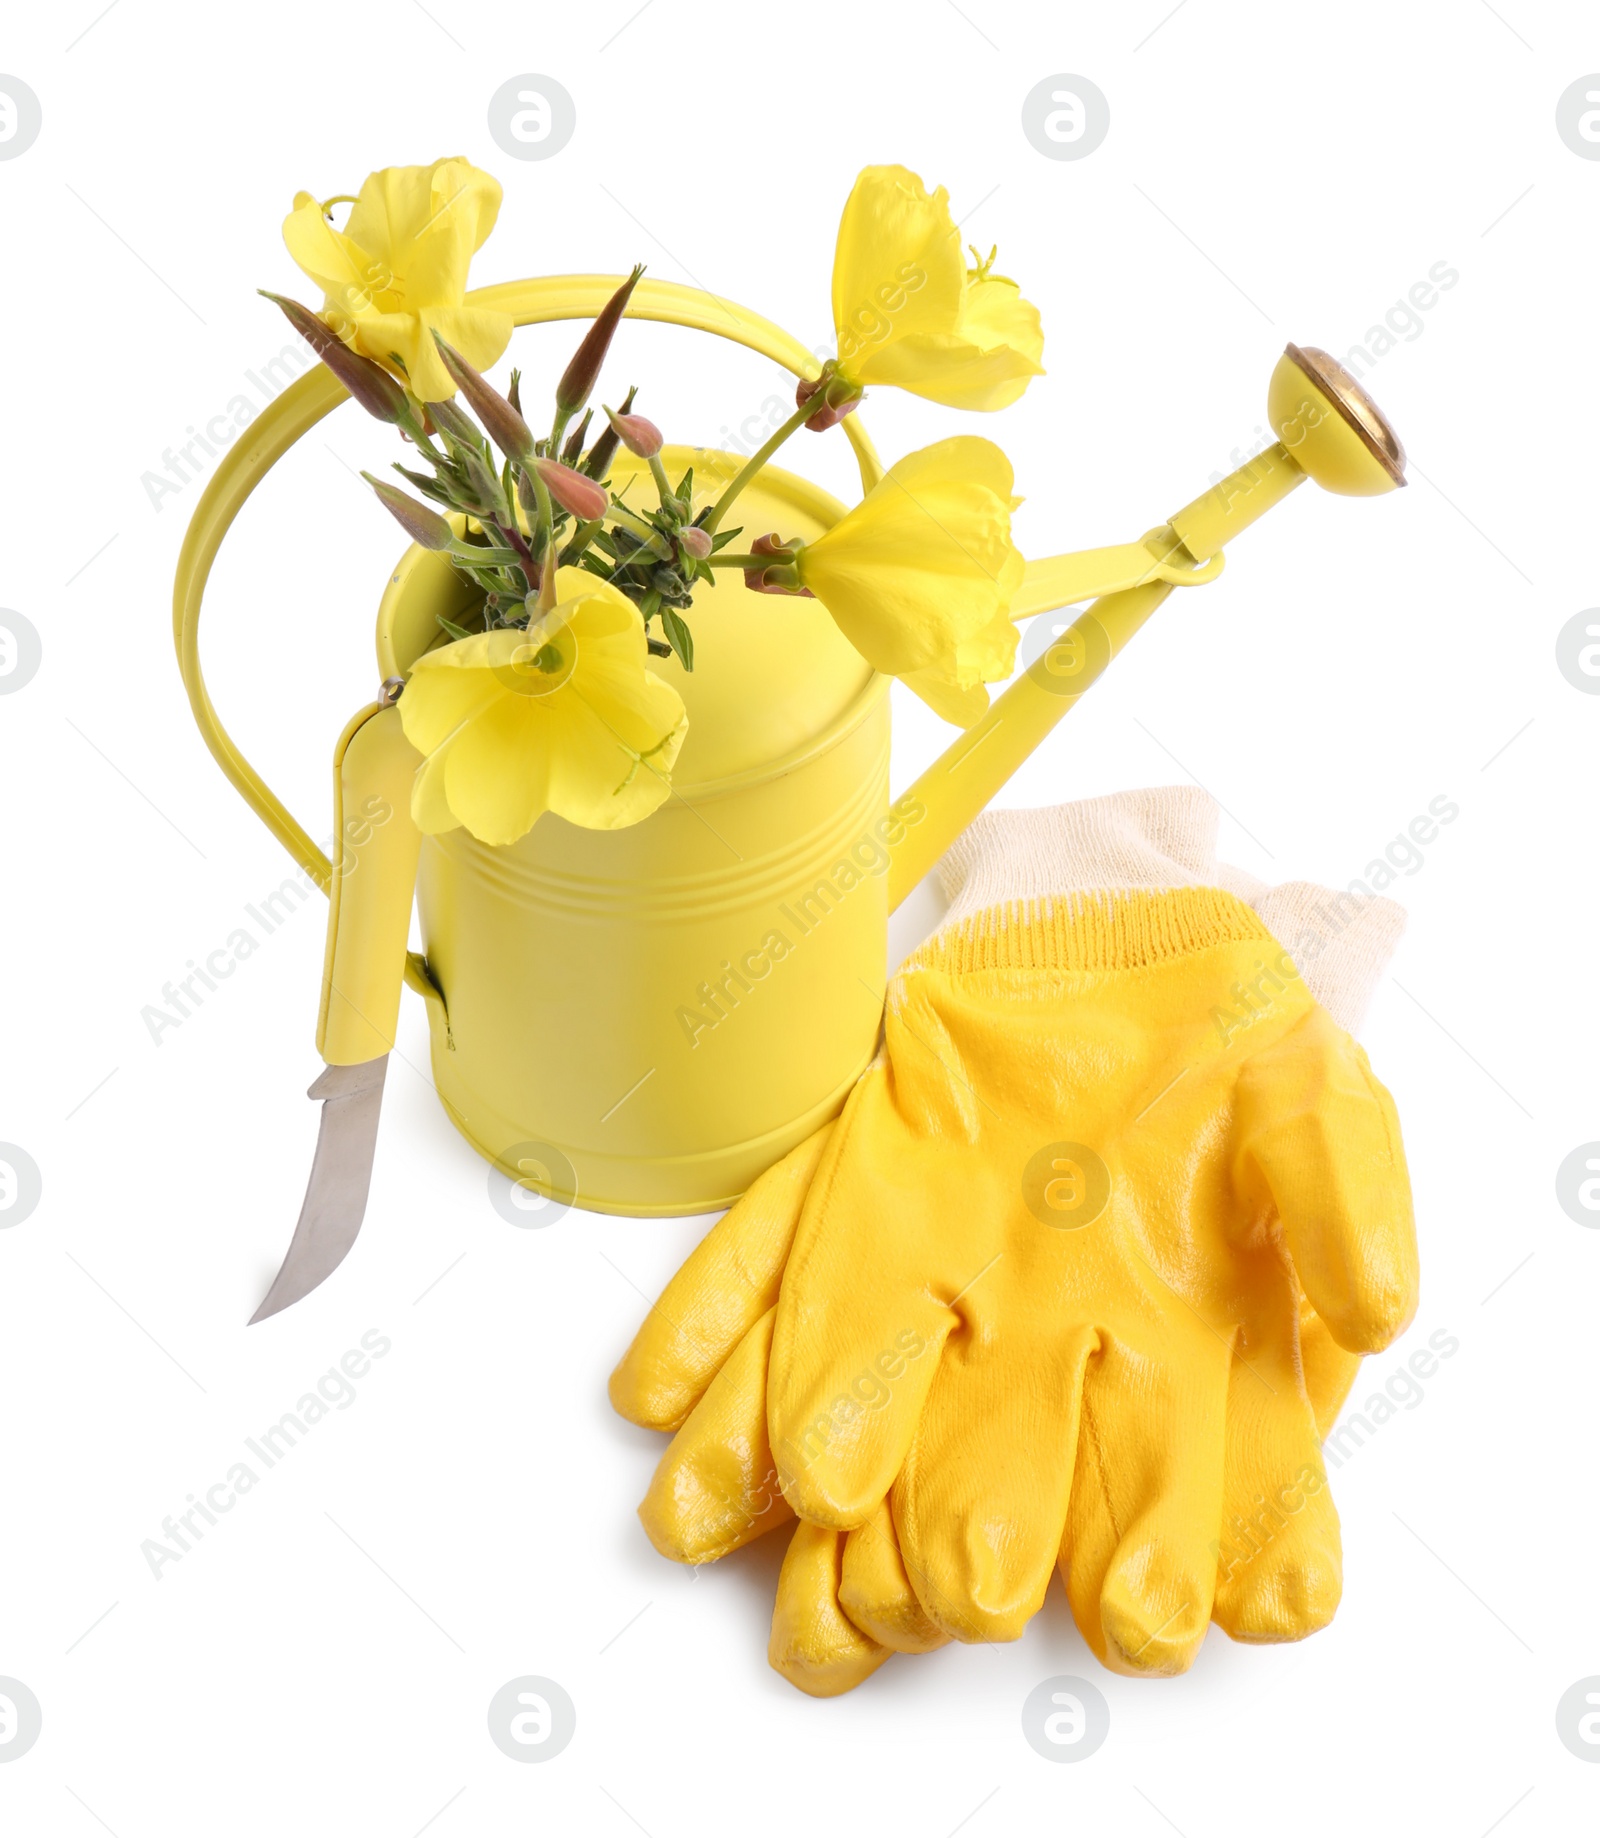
[398,571,688,845]
[830,165,1044,411]
[795,436,1024,726]
[283,157,512,402]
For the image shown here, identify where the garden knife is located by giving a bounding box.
[250,693,423,1323]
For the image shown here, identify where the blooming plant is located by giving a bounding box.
[267,158,1043,846]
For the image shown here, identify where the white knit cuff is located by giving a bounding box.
[936,786,1220,932]
[933,792,1405,1034]
[1227,875,1406,1035]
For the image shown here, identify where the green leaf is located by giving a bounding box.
[436,614,476,641]
[710,525,744,551]
[675,466,694,502]
[393,464,457,507]
[659,606,695,673]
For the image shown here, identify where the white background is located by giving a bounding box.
[1,0,1594,1830]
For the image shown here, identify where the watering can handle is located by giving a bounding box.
[172,276,886,891]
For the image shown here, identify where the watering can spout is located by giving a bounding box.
[885,343,1406,906]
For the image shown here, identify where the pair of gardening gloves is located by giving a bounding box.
[610,787,1418,1694]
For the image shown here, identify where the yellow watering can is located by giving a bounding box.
[172,277,1405,1320]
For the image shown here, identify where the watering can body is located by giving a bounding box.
[383,451,905,1212]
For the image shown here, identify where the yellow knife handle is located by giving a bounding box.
[316,702,424,1065]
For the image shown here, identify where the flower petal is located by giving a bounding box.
[440,692,554,846]
[343,159,502,300]
[831,166,965,383]
[960,273,1045,372]
[799,436,1024,681]
[899,667,994,727]
[397,644,504,755]
[395,571,688,845]
[425,302,514,380]
[410,731,464,834]
[853,331,1044,411]
[282,196,378,320]
[543,690,686,830]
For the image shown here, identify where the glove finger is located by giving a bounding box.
[1212,1305,1342,1643]
[1063,1320,1228,1675]
[768,1106,959,1527]
[1300,1301,1363,1437]
[1233,1006,1418,1354]
[839,1504,949,1654]
[610,1126,831,1430]
[896,1324,1098,1644]
[638,1307,793,1564]
[770,1521,891,1698]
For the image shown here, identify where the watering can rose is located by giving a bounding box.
[398,571,688,845]
[826,165,1044,413]
[283,157,513,402]
[756,436,1025,726]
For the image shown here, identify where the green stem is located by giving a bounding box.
[705,553,778,569]
[702,396,824,533]
[549,405,572,459]
[559,516,603,567]
[528,469,555,588]
[398,402,447,466]
[647,454,676,510]
[608,501,672,558]
[491,519,537,596]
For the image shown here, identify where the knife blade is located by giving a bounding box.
[249,1056,388,1324]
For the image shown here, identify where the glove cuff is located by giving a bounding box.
[936,787,1220,932]
[931,792,1405,1030]
[1222,873,1406,1034]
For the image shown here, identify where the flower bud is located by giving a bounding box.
[679,526,713,560]
[260,291,409,423]
[582,384,635,479]
[363,473,454,550]
[796,369,863,432]
[462,450,504,515]
[534,457,610,523]
[560,408,593,466]
[557,264,644,415]
[516,467,541,529]
[743,531,811,596]
[428,396,483,445]
[432,334,535,461]
[603,404,664,458]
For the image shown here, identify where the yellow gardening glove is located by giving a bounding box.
[761,865,1407,1694]
[612,791,1417,1688]
[756,860,1410,1690]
